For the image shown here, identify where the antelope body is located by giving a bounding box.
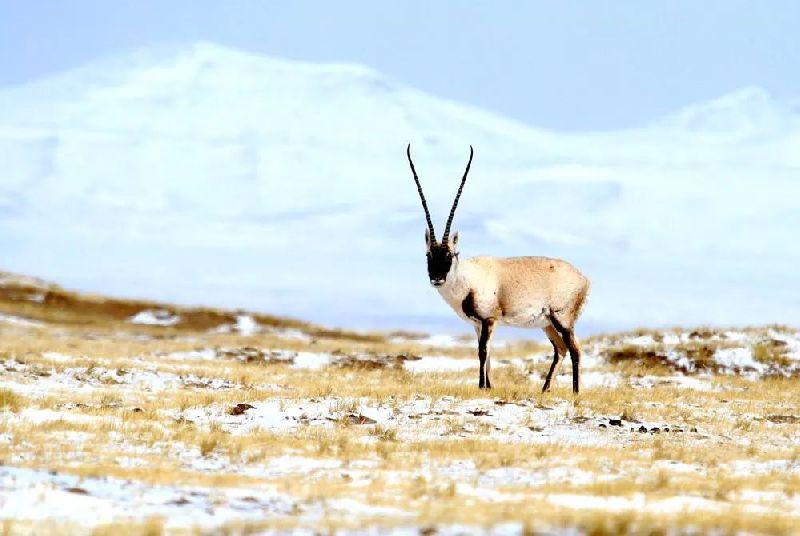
[407,145,590,392]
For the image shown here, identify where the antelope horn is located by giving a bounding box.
[406,144,437,244]
[442,145,473,243]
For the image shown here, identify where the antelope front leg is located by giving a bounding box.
[477,319,495,389]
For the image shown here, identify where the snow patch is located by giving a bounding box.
[629,375,715,391]
[768,330,800,360]
[713,347,765,374]
[624,335,657,346]
[0,466,297,528]
[555,370,619,388]
[404,356,476,373]
[129,310,180,326]
[164,348,218,361]
[544,492,724,513]
[0,313,44,328]
[292,352,332,369]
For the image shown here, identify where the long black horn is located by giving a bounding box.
[406,144,437,244]
[442,145,473,243]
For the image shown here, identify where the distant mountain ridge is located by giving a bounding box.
[1,42,798,334]
[654,85,799,137]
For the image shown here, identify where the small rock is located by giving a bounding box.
[609,419,623,427]
[638,425,648,433]
[528,426,544,432]
[343,413,377,425]
[691,426,698,433]
[468,409,491,417]
[650,427,660,433]
[599,423,607,428]
[132,407,143,413]
[228,403,255,416]
[65,487,89,495]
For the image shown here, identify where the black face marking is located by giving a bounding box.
[426,244,454,285]
[461,291,481,321]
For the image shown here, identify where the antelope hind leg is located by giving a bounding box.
[542,325,568,392]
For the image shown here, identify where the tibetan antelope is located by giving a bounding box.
[406,144,590,393]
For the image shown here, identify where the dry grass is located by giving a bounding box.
[0,389,24,412]
[1,271,799,534]
[0,269,383,344]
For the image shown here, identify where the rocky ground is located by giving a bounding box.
[1,271,799,535]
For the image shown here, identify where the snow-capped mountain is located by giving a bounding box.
[654,86,800,140]
[1,42,799,334]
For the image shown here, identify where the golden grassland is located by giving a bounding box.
[1,271,799,535]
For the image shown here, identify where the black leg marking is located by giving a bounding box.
[542,336,563,392]
[478,319,494,389]
[565,330,581,394]
[548,312,567,334]
[548,313,581,394]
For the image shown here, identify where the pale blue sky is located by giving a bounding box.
[1,0,798,130]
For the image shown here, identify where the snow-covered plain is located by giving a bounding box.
[1,42,799,333]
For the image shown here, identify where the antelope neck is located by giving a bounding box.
[436,257,471,305]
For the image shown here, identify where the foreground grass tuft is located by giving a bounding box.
[0,388,24,412]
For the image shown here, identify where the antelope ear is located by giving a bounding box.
[425,228,432,250]
[450,232,459,250]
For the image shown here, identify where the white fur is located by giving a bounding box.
[435,255,473,323]
[436,256,553,329]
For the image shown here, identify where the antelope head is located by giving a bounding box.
[406,144,474,287]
